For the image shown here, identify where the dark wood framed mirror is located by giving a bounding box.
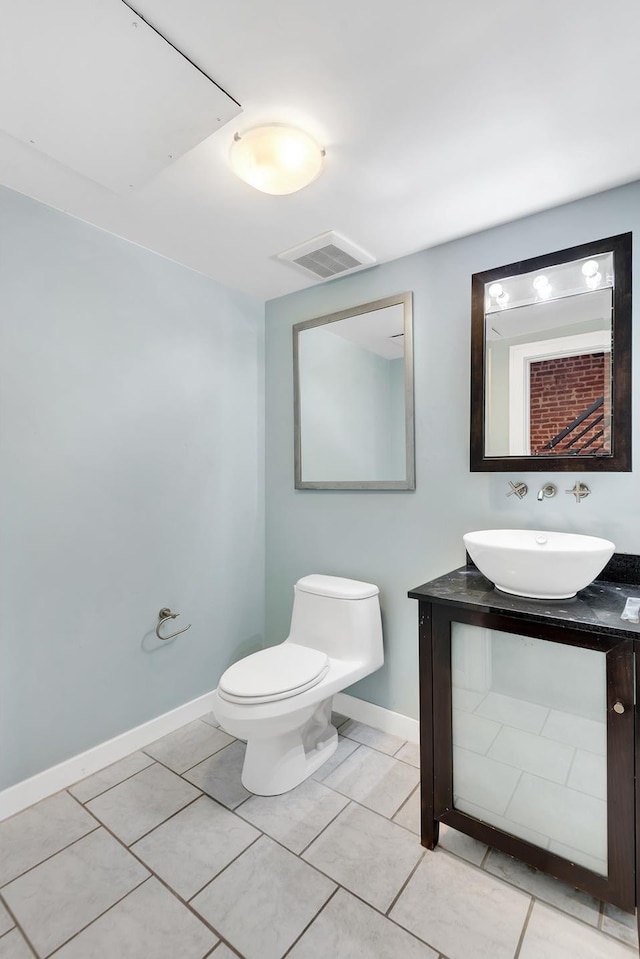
[470,233,632,471]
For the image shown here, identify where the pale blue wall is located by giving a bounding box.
[0,186,265,789]
[299,327,405,481]
[265,180,640,720]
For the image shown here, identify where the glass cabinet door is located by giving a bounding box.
[451,623,607,874]
[429,606,635,910]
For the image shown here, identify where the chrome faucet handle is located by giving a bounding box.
[507,481,528,499]
[565,481,591,503]
[537,483,557,501]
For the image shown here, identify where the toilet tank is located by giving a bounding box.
[288,574,383,666]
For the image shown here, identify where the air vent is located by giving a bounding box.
[277,231,375,280]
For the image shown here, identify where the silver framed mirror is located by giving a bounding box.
[293,292,415,489]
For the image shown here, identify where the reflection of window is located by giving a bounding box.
[530,352,611,456]
[507,331,611,456]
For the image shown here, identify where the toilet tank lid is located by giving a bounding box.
[295,574,379,600]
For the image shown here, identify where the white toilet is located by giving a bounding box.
[212,574,383,795]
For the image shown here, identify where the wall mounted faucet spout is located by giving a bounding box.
[537,483,557,501]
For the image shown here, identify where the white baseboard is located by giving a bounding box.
[0,689,418,822]
[334,693,419,743]
[0,691,217,822]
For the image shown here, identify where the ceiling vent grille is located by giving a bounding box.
[277,231,375,280]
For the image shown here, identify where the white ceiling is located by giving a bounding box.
[326,304,405,359]
[1,0,639,301]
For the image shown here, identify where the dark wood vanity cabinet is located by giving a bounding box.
[410,565,640,941]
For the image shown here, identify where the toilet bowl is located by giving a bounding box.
[213,574,383,795]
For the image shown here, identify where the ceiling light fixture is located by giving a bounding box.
[229,124,325,195]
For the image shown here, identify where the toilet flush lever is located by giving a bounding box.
[156,608,191,641]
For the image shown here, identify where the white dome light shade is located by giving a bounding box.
[229,125,325,195]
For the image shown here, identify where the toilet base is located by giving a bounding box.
[241,699,338,795]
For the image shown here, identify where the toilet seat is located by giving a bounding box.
[218,643,330,705]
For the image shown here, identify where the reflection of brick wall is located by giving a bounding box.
[530,352,610,455]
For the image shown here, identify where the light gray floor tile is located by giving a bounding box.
[548,839,607,874]
[395,741,420,767]
[519,902,636,958]
[69,752,155,803]
[453,709,501,755]
[487,726,575,784]
[132,796,259,899]
[393,786,420,834]
[541,710,606,756]
[52,878,217,959]
[312,737,359,782]
[0,901,14,936]
[390,850,530,959]
[288,887,438,958]
[454,798,551,849]
[0,792,97,887]
[484,849,599,925]
[0,929,34,959]
[184,742,250,809]
[86,763,200,845]
[191,836,334,959]
[602,904,639,948]
[454,688,485,713]
[474,692,549,734]
[144,720,234,773]
[303,802,423,911]
[200,712,220,728]
[507,773,606,860]
[2,828,148,957]
[567,749,607,800]
[211,947,240,959]
[340,720,406,756]
[323,744,419,817]
[453,745,522,815]
[237,778,348,854]
[331,712,349,728]
[439,824,487,866]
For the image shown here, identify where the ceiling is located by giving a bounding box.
[1,0,639,301]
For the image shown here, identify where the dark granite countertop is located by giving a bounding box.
[408,556,640,641]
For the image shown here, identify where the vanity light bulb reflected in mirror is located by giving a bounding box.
[582,259,599,277]
[533,275,552,299]
[582,259,602,290]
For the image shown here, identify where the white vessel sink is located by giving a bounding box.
[464,529,615,600]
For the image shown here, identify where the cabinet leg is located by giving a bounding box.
[421,817,440,850]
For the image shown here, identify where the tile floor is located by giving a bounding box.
[0,713,637,959]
